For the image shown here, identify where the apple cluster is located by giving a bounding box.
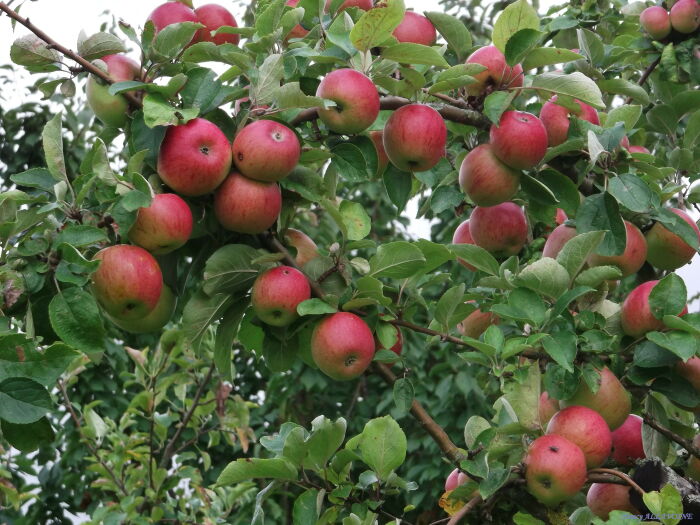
[640,0,700,41]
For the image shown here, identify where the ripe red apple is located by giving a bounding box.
[284,228,319,267]
[620,280,688,338]
[524,434,588,506]
[214,172,282,234]
[369,130,389,177]
[108,285,176,334]
[383,104,447,172]
[326,0,373,12]
[588,220,647,278]
[231,120,300,182]
[640,6,672,40]
[457,306,499,339]
[542,224,577,259]
[561,367,631,430]
[670,0,700,33]
[444,468,470,491]
[157,118,232,196]
[586,483,637,519]
[286,0,309,39]
[316,69,380,135]
[645,208,700,270]
[465,45,523,96]
[627,145,651,154]
[611,414,645,466]
[546,405,612,468]
[469,202,528,257]
[146,2,198,33]
[86,54,141,128]
[128,193,193,255]
[489,111,548,170]
[539,392,560,427]
[311,312,376,380]
[687,435,700,481]
[375,323,403,356]
[91,244,163,321]
[539,96,600,147]
[251,266,311,327]
[392,11,437,46]
[194,4,240,45]
[458,144,520,207]
[452,220,477,271]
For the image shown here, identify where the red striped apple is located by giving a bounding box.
[459,144,520,206]
[465,45,523,96]
[251,266,311,327]
[194,4,240,45]
[146,2,198,33]
[546,405,612,468]
[383,104,446,172]
[542,224,577,259]
[86,54,141,128]
[392,11,437,46]
[311,312,375,380]
[128,193,193,255]
[489,111,548,170]
[588,220,647,277]
[108,285,176,334]
[620,280,688,337]
[232,120,300,182]
[316,69,380,134]
[645,208,700,270]
[587,483,637,519]
[640,6,672,39]
[561,367,631,430]
[611,414,645,466]
[539,96,600,147]
[670,0,700,33]
[214,172,281,233]
[469,202,528,257]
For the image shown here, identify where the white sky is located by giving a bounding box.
[0,1,698,309]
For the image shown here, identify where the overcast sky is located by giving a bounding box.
[0,1,698,310]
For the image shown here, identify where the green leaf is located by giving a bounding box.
[542,331,577,373]
[393,378,414,415]
[492,0,539,53]
[180,67,227,115]
[256,0,287,35]
[574,265,621,287]
[503,364,540,430]
[504,28,543,66]
[274,82,332,110]
[0,378,52,424]
[150,21,202,62]
[214,301,248,382]
[369,241,426,279]
[605,105,642,132]
[49,288,105,356]
[515,258,570,299]
[10,35,60,66]
[339,200,371,241]
[42,113,68,184]
[293,489,320,525]
[78,32,126,60]
[649,274,687,320]
[642,395,670,461]
[55,225,107,248]
[530,72,605,110]
[643,485,682,525]
[381,43,449,67]
[448,244,499,275]
[483,90,517,124]
[521,47,583,70]
[520,173,559,206]
[183,291,233,352]
[263,333,299,372]
[652,208,700,250]
[0,340,78,386]
[435,284,466,331]
[0,417,55,452]
[303,416,347,471]
[217,458,298,485]
[556,230,605,279]
[383,165,412,212]
[350,0,405,51]
[550,286,595,318]
[297,298,338,316]
[575,193,626,257]
[203,244,261,296]
[424,12,472,61]
[479,468,510,500]
[646,331,698,361]
[597,78,650,105]
[142,94,199,128]
[608,174,658,213]
[357,416,407,480]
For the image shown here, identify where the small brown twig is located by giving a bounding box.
[446,494,483,525]
[642,413,700,459]
[588,468,645,497]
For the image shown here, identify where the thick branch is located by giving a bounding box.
[642,413,700,459]
[588,468,645,497]
[0,2,142,107]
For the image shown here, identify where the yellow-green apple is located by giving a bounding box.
[458,144,520,206]
[539,392,559,427]
[539,96,600,147]
[469,202,528,257]
[687,435,700,481]
[465,45,523,96]
[157,118,232,196]
[670,0,700,33]
[214,172,281,233]
[194,4,240,45]
[489,111,548,170]
[284,228,319,267]
[251,266,311,327]
[108,285,176,334]
[588,220,647,278]
[627,145,651,154]
[620,280,688,337]
[231,120,300,182]
[146,2,198,32]
[86,54,141,128]
[457,306,499,339]
[316,68,380,134]
[311,312,375,380]
[561,367,631,430]
[383,104,446,172]
[610,414,645,466]
[326,0,373,12]
[128,193,193,255]
[91,244,163,320]
[452,220,477,271]
[645,208,700,270]
[392,11,437,45]
[524,434,588,506]
[542,224,577,259]
[640,6,672,39]
[286,0,309,39]
[586,483,637,519]
[369,130,389,177]
[546,405,612,468]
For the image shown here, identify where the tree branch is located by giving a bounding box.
[446,494,483,525]
[588,468,645,497]
[642,413,700,459]
[0,2,142,108]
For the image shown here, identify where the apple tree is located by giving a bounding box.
[1,0,700,523]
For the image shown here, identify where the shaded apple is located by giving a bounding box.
[369,130,389,177]
[383,104,446,172]
[232,120,301,182]
[561,367,631,430]
[546,405,612,468]
[469,202,528,257]
[458,144,520,207]
[157,118,232,196]
[194,4,240,45]
[620,280,688,338]
[489,111,548,170]
[611,414,645,466]
[128,193,193,255]
[587,483,637,519]
[542,224,577,259]
[86,54,141,128]
[284,228,320,267]
[645,208,700,270]
[108,285,176,334]
[316,68,380,134]
[392,11,437,46]
[670,0,700,33]
[640,6,672,39]
[251,266,311,327]
[539,392,560,427]
[539,96,600,147]
[465,45,523,96]
[457,305,499,339]
[311,312,376,380]
[588,220,647,278]
[452,220,477,271]
[214,172,282,234]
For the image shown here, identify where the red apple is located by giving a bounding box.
[465,45,523,96]
[251,266,311,327]
[611,415,645,466]
[546,405,612,468]
[489,111,548,170]
[392,11,436,46]
[444,468,470,491]
[91,245,163,320]
[311,312,376,380]
[469,202,528,257]
[157,118,232,196]
[146,2,198,33]
[620,280,688,338]
[539,392,560,427]
[284,228,320,267]
[316,69,380,134]
[452,220,477,271]
[645,208,700,270]
[588,220,647,278]
[128,193,193,255]
[326,0,373,12]
[86,54,141,128]
[640,6,672,40]
[383,104,446,172]
[627,145,650,154]
[542,224,577,259]
[214,172,282,234]
[194,4,240,45]
[670,0,700,33]
[458,144,520,207]
[539,96,600,147]
[457,306,499,339]
[108,285,176,334]
[369,130,389,177]
[586,483,637,519]
[561,367,631,430]
[524,434,588,506]
[232,120,301,182]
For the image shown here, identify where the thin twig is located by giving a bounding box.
[587,468,645,497]
[446,494,483,525]
[642,413,700,459]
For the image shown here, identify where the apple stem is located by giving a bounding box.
[587,467,645,497]
[642,413,700,459]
